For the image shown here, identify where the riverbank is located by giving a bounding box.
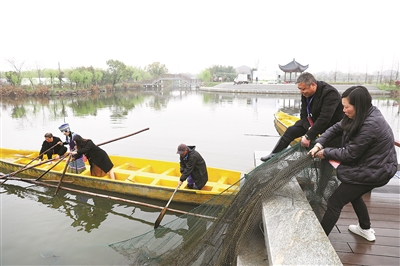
[199,82,394,96]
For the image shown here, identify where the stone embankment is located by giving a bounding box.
[200,83,391,96]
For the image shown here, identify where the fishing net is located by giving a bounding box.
[109,143,339,265]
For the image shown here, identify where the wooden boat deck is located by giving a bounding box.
[328,177,400,265]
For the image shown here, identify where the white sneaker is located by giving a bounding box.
[348,224,376,241]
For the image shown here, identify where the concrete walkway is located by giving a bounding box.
[199,83,390,95]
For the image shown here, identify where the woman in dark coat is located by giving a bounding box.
[309,86,397,241]
[71,135,115,180]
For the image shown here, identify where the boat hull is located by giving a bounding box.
[274,111,301,145]
[0,148,242,205]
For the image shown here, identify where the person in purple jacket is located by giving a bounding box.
[309,86,397,241]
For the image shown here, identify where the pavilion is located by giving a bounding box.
[278,59,309,83]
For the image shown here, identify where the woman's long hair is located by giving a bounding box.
[341,86,372,139]
[72,134,88,150]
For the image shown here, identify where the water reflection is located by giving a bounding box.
[1,180,164,232]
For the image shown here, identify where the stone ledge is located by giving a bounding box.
[262,179,342,265]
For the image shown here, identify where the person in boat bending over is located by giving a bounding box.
[309,86,397,241]
[38,133,67,162]
[261,72,344,162]
[177,144,208,190]
[70,135,115,180]
[59,123,86,174]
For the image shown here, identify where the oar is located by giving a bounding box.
[35,128,149,183]
[54,154,72,196]
[35,154,68,181]
[96,128,149,147]
[1,142,61,185]
[2,176,216,220]
[154,184,180,229]
[22,142,61,169]
[0,158,57,185]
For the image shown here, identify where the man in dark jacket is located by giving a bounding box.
[38,132,67,162]
[177,144,208,190]
[261,72,344,161]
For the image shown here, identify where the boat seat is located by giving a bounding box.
[216,176,228,184]
[138,165,152,172]
[113,162,134,170]
[161,168,176,175]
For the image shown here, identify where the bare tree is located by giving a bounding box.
[58,62,64,88]
[5,57,26,86]
[35,61,44,84]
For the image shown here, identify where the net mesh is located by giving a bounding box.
[109,143,339,265]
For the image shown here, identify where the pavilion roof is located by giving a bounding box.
[279,59,309,72]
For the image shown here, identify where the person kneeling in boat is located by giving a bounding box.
[177,144,208,190]
[59,123,86,174]
[70,135,115,180]
[38,133,68,163]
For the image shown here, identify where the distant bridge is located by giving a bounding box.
[139,74,201,88]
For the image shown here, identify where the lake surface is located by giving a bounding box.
[1,88,399,265]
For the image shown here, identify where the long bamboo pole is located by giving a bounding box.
[2,176,216,220]
[50,128,150,193]
[0,158,57,185]
[54,154,72,196]
[96,128,149,147]
[35,153,69,181]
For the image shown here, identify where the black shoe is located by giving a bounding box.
[260,153,276,162]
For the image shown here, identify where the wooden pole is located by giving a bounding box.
[96,128,149,147]
[2,176,216,220]
[35,153,68,181]
[154,184,180,229]
[0,158,57,185]
[54,154,72,196]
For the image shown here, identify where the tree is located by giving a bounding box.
[44,69,58,89]
[35,61,44,84]
[200,69,211,82]
[58,62,64,88]
[145,62,168,78]
[93,69,103,86]
[24,70,36,89]
[207,65,236,82]
[5,71,20,86]
[126,66,150,82]
[68,70,83,89]
[82,70,93,88]
[106,59,127,87]
[5,57,25,86]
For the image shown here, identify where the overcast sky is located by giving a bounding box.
[0,0,398,75]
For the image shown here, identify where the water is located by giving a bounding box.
[1,89,399,265]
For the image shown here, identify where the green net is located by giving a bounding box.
[109,143,339,265]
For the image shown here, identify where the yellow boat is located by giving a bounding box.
[274,110,301,145]
[0,148,242,205]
